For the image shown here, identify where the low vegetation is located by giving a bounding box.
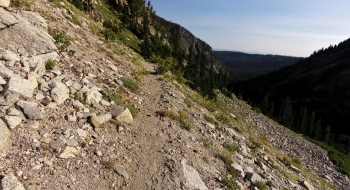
[254,181,266,190]
[201,137,213,148]
[223,142,238,152]
[221,172,238,190]
[307,137,350,178]
[157,110,194,131]
[45,59,56,70]
[120,77,139,92]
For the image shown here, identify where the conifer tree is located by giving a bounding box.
[313,118,322,140]
[307,111,315,137]
[278,97,293,127]
[323,125,331,143]
[297,107,308,133]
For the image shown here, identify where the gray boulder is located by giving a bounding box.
[2,75,35,99]
[231,163,245,178]
[0,8,18,29]
[3,115,22,129]
[0,66,14,79]
[85,87,102,104]
[50,82,69,105]
[300,181,314,190]
[0,173,25,190]
[0,119,10,152]
[89,113,112,128]
[111,105,133,124]
[0,20,56,55]
[0,0,10,8]
[0,49,20,61]
[17,10,48,31]
[16,100,43,120]
[181,159,208,190]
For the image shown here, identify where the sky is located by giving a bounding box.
[150,0,350,57]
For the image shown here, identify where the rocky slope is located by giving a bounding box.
[0,1,349,190]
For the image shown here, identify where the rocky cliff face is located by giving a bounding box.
[0,1,349,190]
[166,21,222,69]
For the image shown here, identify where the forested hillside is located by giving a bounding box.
[229,38,350,154]
[214,51,302,81]
[76,0,228,98]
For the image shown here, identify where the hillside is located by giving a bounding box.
[229,38,350,153]
[0,0,349,190]
[214,51,302,81]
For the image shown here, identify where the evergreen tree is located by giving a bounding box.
[307,111,315,137]
[278,97,293,127]
[297,107,308,133]
[261,94,269,114]
[323,125,331,143]
[313,118,322,140]
[268,101,274,117]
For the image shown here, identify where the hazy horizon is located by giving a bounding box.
[151,0,350,57]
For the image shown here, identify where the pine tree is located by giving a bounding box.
[307,111,315,137]
[278,97,293,128]
[323,125,331,143]
[313,118,322,140]
[261,94,269,115]
[297,107,308,134]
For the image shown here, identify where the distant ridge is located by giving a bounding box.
[214,51,302,81]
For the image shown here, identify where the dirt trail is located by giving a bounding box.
[126,63,185,190]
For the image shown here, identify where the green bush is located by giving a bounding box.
[252,107,261,113]
[266,180,273,187]
[223,142,238,152]
[221,172,238,190]
[45,59,56,70]
[215,114,230,124]
[120,77,139,92]
[201,137,213,148]
[50,30,72,52]
[11,0,32,9]
[254,181,266,190]
[101,29,116,41]
[216,152,232,165]
[249,139,262,150]
[204,114,218,125]
[178,111,194,131]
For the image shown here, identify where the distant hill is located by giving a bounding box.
[228,38,350,152]
[214,51,302,81]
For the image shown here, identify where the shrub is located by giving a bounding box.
[127,105,139,118]
[156,110,176,119]
[277,156,291,167]
[120,77,139,92]
[45,59,56,70]
[254,181,266,190]
[221,172,238,190]
[249,139,261,150]
[252,107,261,113]
[204,114,218,125]
[74,92,86,104]
[215,114,230,124]
[201,137,213,148]
[266,180,273,187]
[178,111,194,131]
[50,30,73,52]
[101,29,116,41]
[216,152,232,165]
[11,0,32,9]
[223,142,238,152]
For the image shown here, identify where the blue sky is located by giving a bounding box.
[150,0,350,57]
